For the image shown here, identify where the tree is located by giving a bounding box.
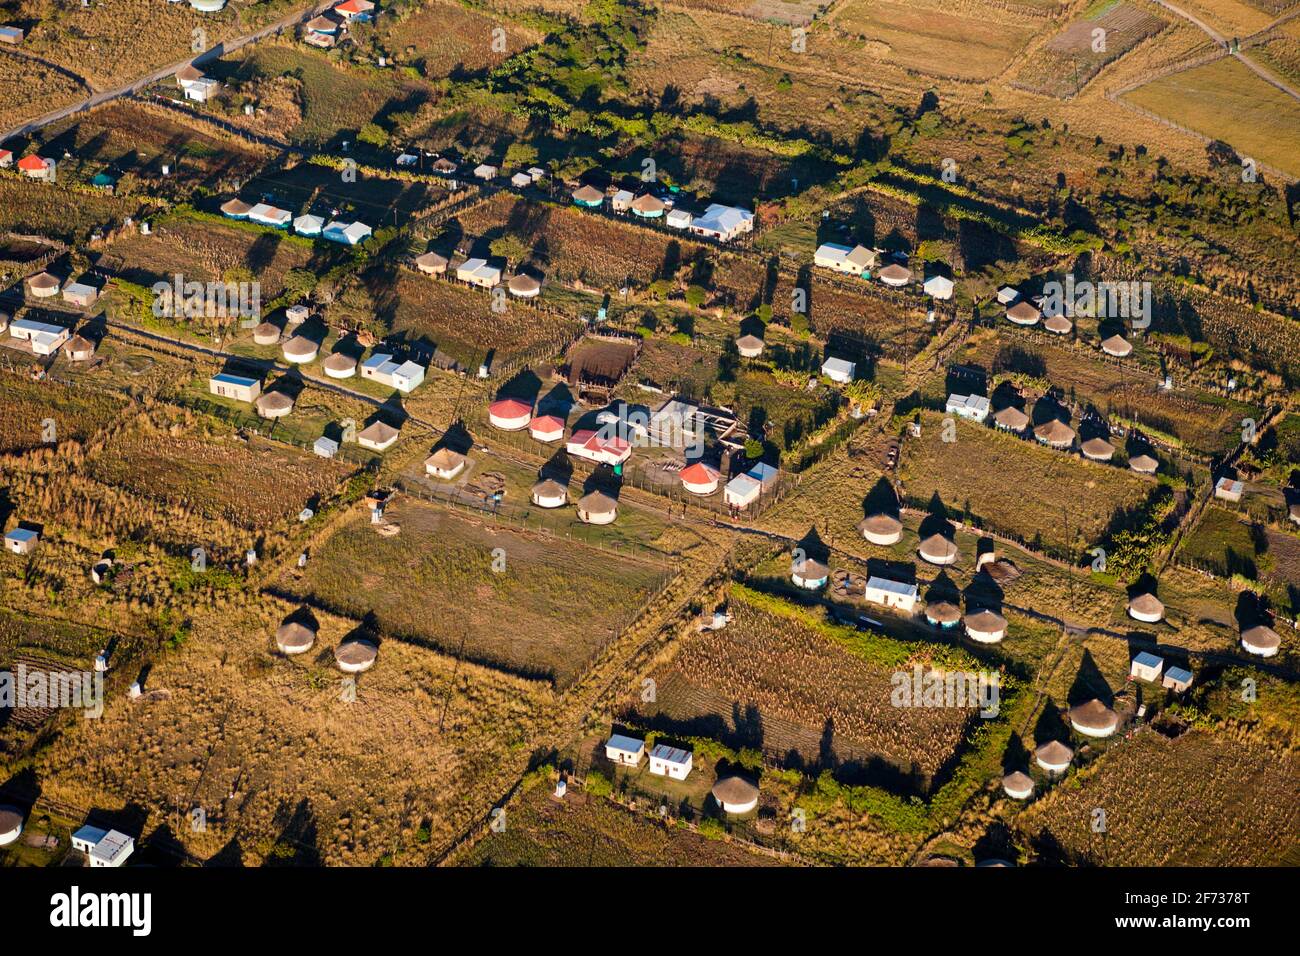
[685,284,707,308]
[489,234,531,269]
[358,122,389,149]
[504,142,539,168]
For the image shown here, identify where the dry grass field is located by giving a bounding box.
[461,779,783,866]
[39,101,273,194]
[284,498,673,684]
[88,414,353,530]
[896,411,1154,556]
[454,193,709,289]
[32,601,553,865]
[829,0,1042,83]
[0,372,126,455]
[337,265,582,368]
[631,588,980,787]
[102,214,318,303]
[0,48,85,130]
[1014,2,1168,98]
[375,0,543,77]
[0,175,143,242]
[1123,55,1300,178]
[1014,729,1300,865]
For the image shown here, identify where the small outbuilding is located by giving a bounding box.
[323,352,358,379]
[791,556,830,590]
[275,619,317,655]
[1127,592,1164,623]
[1006,301,1041,326]
[821,356,856,384]
[0,806,23,846]
[679,461,721,495]
[1128,454,1159,475]
[735,334,765,358]
[1162,666,1194,693]
[64,334,96,361]
[924,601,961,629]
[963,608,1007,643]
[356,421,400,452]
[1002,771,1034,800]
[1081,437,1115,461]
[255,391,295,419]
[1100,335,1132,358]
[1130,650,1163,682]
[4,528,39,555]
[864,575,918,613]
[1214,477,1244,502]
[489,398,533,431]
[528,414,566,443]
[923,275,954,300]
[1240,624,1280,658]
[314,436,340,458]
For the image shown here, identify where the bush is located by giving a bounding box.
[584,769,613,797]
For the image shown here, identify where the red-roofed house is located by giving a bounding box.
[566,428,632,466]
[488,398,532,430]
[680,462,721,495]
[17,154,55,181]
[528,415,566,443]
[334,0,375,20]
[0,149,12,168]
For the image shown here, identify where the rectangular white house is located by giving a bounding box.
[647,744,692,780]
[946,393,990,423]
[247,203,292,228]
[9,317,70,355]
[71,826,134,867]
[1162,665,1193,693]
[665,208,692,230]
[1130,651,1164,683]
[604,733,645,767]
[314,436,339,458]
[689,204,754,242]
[360,353,426,392]
[473,164,498,180]
[1214,477,1243,502]
[456,258,502,288]
[4,528,39,555]
[864,575,918,613]
[821,356,855,384]
[209,372,262,403]
[724,473,761,509]
[814,242,876,275]
[182,76,221,102]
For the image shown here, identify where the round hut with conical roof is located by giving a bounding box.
[531,478,568,508]
[1002,771,1034,800]
[0,805,24,846]
[252,321,281,346]
[323,352,357,379]
[859,513,902,546]
[1034,740,1074,774]
[711,774,759,814]
[275,617,317,655]
[964,608,1007,643]
[1127,592,1164,624]
[918,533,958,566]
[925,600,961,629]
[1240,624,1280,657]
[335,638,378,674]
[1069,698,1119,738]
[577,490,618,525]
